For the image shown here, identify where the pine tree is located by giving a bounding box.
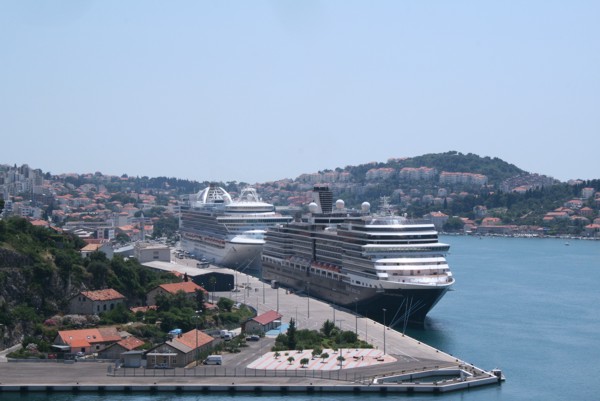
[287,318,297,350]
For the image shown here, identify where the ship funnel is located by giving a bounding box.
[311,186,333,214]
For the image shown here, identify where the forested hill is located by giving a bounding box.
[0,217,176,349]
[346,151,527,185]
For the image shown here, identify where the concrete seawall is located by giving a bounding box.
[1,378,503,394]
[0,261,504,394]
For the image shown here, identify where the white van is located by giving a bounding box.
[204,355,222,365]
[220,330,237,340]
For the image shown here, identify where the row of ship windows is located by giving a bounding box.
[351,280,373,287]
[264,257,343,280]
[378,261,445,267]
[274,240,444,253]
[365,248,447,253]
[382,270,445,276]
[264,257,376,288]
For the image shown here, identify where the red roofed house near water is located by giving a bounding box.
[53,327,122,355]
[146,329,215,368]
[97,336,145,360]
[243,310,283,334]
[146,281,206,306]
[68,289,126,315]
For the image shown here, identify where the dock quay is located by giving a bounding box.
[0,259,504,394]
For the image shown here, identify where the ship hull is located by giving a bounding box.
[262,261,450,327]
[181,236,262,272]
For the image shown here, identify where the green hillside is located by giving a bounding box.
[346,151,526,184]
[0,217,176,349]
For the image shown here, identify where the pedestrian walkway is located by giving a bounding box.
[0,344,22,363]
[247,348,396,371]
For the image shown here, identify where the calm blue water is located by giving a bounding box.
[3,236,599,401]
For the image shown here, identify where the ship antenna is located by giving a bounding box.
[380,196,393,216]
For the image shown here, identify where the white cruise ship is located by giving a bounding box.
[262,186,454,327]
[179,184,293,271]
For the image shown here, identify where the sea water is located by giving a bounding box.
[3,236,599,401]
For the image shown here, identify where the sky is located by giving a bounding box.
[1,1,599,184]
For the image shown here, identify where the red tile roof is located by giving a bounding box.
[130,305,158,313]
[117,336,145,350]
[58,327,121,347]
[252,310,282,325]
[171,329,214,350]
[29,219,50,227]
[81,289,125,301]
[159,282,204,295]
[83,239,109,245]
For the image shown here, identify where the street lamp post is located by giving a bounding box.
[382,308,387,355]
[307,283,310,319]
[194,310,201,366]
[354,298,358,337]
[333,304,335,323]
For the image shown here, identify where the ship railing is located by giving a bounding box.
[110,366,369,383]
[402,218,434,225]
[390,276,453,285]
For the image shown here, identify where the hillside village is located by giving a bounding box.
[1,154,599,241]
[0,153,599,366]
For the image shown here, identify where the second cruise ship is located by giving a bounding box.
[179,184,292,271]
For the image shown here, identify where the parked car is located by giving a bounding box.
[245,335,260,342]
[203,355,222,365]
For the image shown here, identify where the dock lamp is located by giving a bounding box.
[195,310,201,366]
[354,298,358,336]
[306,283,310,319]
[382,308,387,355]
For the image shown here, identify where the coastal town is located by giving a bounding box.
[1,160,599,241]
[0,156,597,394]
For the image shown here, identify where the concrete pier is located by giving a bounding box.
[0,259,504,393]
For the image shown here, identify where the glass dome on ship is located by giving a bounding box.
[179,184,292,271]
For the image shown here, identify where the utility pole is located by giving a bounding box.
[354,298,358,337]
[333,304,335,323]
[306,283,310,319]
[382,308,387,355]
[194,310,201,366]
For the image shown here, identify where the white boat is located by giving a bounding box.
[179,184,292,271]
